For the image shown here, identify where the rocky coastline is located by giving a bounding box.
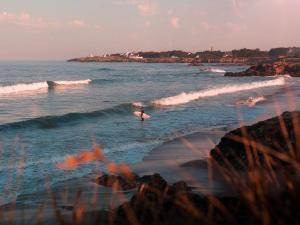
[68,47,300,65]
[225,62,300,77]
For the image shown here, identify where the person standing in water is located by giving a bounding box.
[140,107,145,121]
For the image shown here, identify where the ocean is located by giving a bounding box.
[0,61,298,205]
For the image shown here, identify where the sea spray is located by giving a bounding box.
[152,77,285,106]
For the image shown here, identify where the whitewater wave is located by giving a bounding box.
[47,79,91,87]
[236,96,266,107]
[0,82,48,95]
[0,79,92,95]
[202,68,226,73]
[152,77,285,106]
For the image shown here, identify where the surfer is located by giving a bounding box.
[140,107,145,121]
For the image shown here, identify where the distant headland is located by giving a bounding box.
[68,47,300,65]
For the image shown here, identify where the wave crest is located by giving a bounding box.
[152,78,285,106]
[0,79,92,95]
[203,68,226,73]
[0,82,48,95]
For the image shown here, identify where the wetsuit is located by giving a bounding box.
[141,109,145,121]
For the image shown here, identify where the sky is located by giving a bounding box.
[0,0,300,60]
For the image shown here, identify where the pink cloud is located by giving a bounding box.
[200,21,213,30]
[226,21,247,32]
[171,17,179,29]
[122,0,158,16]
[0,11,62,29]
[137,2,157,16]
[0,11,100,30]
[69,20,86,28]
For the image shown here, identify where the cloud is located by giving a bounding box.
[119,0,158,16]
[0,11,62,29]
[171,17,179,29]
[145,21,151,27]
[0,11,100,30]
[137,2,158,16]
[200,21,217,30]
[226,21,247,32]
[69,20,86,28]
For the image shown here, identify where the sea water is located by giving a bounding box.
[0,61,298,204]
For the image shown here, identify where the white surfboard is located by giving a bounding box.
[133,111,151,120]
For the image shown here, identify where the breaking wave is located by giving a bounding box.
[0,79,92,95]
[152,77,285,106]
[47,79,91,87]
[0,82,48,95]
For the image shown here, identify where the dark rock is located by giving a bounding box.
[114,174,205,225]
[170,181,192,194]
[210,111,300,169]
[61,205,74,211]
[138,173,169,191]
[225,62,300,77]
[95,173,139,190]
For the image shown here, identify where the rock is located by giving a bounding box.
[114,174,203,225]
[138,173,169,191]
[95,173,139,190]
[210,111,300,169]
[225,62,300,77]
[169,181,192,195]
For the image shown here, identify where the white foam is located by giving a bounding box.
[248,96,266,107]
[132,101,144,108]
[51,79,91,85]
[0,82,48,95]
[203,68,226,73]
[153,78,285,106]
[236,96,266,107]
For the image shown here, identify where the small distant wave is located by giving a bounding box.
[202,68,226,73]
[0,82,48,95]
[152,77,285,106]
[47,79,91,87]
[236,96,266,107]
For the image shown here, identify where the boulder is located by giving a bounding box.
[95,173,139,190]
[210,111,300,169]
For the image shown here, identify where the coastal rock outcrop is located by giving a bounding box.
[225,62,300,77]
[210,111,300,169]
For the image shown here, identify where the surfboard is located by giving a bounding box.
[133,111,150,120]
